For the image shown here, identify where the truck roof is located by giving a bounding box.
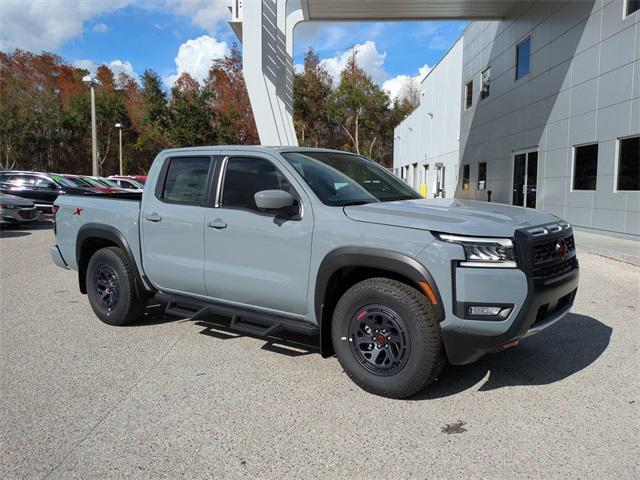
[158,146,358,156]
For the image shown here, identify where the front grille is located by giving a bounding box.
[532,257,578,279]
[18,208,37,219]
[515,224,579,281]
[533,235,575,264]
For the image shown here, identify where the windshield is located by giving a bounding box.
[281,151,420,206]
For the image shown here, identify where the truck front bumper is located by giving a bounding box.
[441,267,579,365]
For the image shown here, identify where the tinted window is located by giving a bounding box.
[478,162,487,190]
[462,164,470,190]
[516,37,531,80]
[573,144,598,190]
[626,0,640,16]
[162,157,211,204]
[282,151,420,206]
[465,81,473,109]
[481,67,490,99]
[617,136,639,191]
[222,157,294,212]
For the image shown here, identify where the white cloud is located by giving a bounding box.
[164,0,230,33]
[164,34,229,87]
[382,64,431,102]
[320,41,387,84]
[0,0,130,51]
[73,58,138,81]
[92,22,109,33]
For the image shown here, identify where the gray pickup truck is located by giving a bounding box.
[51,146,579,398]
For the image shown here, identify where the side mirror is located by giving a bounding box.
[254,189,296,212]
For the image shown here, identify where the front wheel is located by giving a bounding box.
[331,278,444,398]
[86,246,147,326]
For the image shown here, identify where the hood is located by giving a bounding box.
[344,198,560,237]
[0,193,35,207]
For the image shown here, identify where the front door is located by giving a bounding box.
[512,150,538,208]
[204,155,313,316]
[141,155,215,296]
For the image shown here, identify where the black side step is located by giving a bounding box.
[159,293,318,338]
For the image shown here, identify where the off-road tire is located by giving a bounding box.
[86,246,147,326]
[332,278,444,398]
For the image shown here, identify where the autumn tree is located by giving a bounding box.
[204,44,258,145]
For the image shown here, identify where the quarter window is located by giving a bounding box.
[516,37,531,80]
[162,157,210,205]
[465,80,473,109]
[480,68,490,99]
[617,136,639,191]
[222,157,294,212]
[462,164,470,190]
[573,144,598,191]
[478,162,487,190]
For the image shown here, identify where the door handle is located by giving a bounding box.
[207,220,227,229]
[145,212,162,222]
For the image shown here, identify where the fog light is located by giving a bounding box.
[468,306,502,316]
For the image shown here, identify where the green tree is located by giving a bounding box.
[293,48,333,147]
[168,73,215,147]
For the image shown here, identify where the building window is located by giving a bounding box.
[516,37,531,80]
[625,0,640,16]
[462,164,470,190]
[573,144,598,191]
[480,68,490,99]
[478,162,487,190]
[465,80,473,109]
[617,136,639,191]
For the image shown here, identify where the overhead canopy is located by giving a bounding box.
[300,0,522,21]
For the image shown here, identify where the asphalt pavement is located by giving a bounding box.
[1,221,639,479]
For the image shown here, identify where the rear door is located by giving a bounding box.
[141,155,218,296]
[203,154,314,315]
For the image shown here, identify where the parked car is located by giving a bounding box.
[109,175,147,188]
[60,175,121,193]
[0,171,92,212]
[105,176,144,191]
[0,193,38,226]
[50,147,579,398]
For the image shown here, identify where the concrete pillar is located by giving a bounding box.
[236,0,302,146]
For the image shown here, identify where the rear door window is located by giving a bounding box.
[161,157,212,205]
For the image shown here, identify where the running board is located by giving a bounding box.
[160,293,318,338]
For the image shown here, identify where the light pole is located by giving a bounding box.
[82,75,99,176]
[115,123,123,175]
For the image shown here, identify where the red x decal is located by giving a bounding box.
[73,208,83,216]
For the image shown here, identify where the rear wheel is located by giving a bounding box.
[331,278,444,398]
[86,246,147,326]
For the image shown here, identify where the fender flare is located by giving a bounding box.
[314,247,444,357]
[76,223,152,295]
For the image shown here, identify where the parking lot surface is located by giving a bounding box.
[1,222,639,479]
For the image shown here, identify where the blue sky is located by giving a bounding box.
[0,1,466,98]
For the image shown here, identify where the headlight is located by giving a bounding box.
[0,204,16,210]
[436,233,516,268]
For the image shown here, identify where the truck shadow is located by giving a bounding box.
[411,313,611,400]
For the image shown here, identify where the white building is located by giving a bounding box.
[394,0,640,236]
[393,37,464,200]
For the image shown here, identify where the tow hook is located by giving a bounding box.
[501,339,520,350]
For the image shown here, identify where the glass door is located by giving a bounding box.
[512,150,538,208]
